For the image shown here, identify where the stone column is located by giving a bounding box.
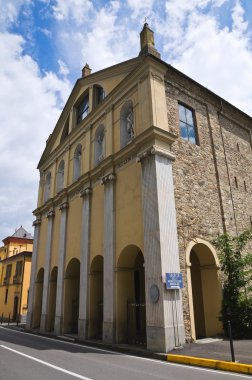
[101,173,116,343]
[54,201,69,335]
[78,187,92,340]
[26,217,41,329]
[40,210,55,331]
[137,146,185,352]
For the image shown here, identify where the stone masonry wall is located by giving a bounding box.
[165,67,252,340]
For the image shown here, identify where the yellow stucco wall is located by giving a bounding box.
[89,183,104,265]
[36,215,48,273]
[65,195,82,268]
[115,162,144,261]
[50,208,60,271]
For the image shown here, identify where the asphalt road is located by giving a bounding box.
[0,327,250,380]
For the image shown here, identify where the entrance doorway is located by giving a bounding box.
[47,267,57,331]
[33,268,44,328]
[63,258,80,333]
[116,245,146,345]
[88,255,103,339]
[187,240,222,339]
[13,296,19,322]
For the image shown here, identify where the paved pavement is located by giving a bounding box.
[2,323,252,376]
[168,338,252,365]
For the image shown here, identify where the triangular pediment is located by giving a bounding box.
[38,56,145,168]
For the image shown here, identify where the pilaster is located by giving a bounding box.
[101,172,116,343]
[54,201,69,335]
[26,217,41,329]
[40,209,55,331]
[138,146,185,352]
[78,187,92,340]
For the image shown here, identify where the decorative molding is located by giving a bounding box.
[80,187,92,198]
[101,173,116,185]
[59,201,69,211]
[47,210,55,218]
[136,145,175,162]
[85,124,93,132]
[138,71,149,84]
[33,218,42,227]
[116,155,135,169]
[150,71,163,83]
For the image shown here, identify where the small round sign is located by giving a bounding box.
[150,284,159,303]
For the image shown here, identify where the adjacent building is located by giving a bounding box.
[0,226,33,322]
[27,24,252,352]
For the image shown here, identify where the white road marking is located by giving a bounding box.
[0,344,93,380]
[0,327,251,379]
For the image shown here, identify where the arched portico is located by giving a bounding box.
[63,258,80,333]
[116,245,146,345]
[47,266,57,331]
[32,268,44,328]
[88,255,103,339]
[186,238,222,340]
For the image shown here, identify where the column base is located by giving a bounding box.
[147,324,185,352]
[40,314,48,332]
[54,315,63,335]
[103,321,115,343]
[78,318,88,340]
[26,312,32,330]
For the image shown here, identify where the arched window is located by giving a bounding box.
[94,125,105,167]
[57,160,65,193]
[76,93,89,124]
[93,85,105,108]
[73,144,82,182]
[120,100,134,148]
[44,172,51,202]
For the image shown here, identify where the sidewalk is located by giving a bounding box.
[2,324,252,375]
[167,338,252,375]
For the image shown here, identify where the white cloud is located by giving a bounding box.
[0,32,71,241]
[0,0,31,30]
[127,0,154,18]
[52,0,93,25]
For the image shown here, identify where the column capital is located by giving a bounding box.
[59,201,69,211]
[33,218,42,227]
[136,145,175,163]
[47,210,55,219]
[101,173,116,185]
[80,187,92,198]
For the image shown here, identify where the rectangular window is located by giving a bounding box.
[77,94,89,123]
[6,264,12,279]
[178,103,198,144]
[15,261,23,276]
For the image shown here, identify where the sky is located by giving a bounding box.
[0,0,252,243]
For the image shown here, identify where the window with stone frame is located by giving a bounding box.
[76,93,89,124]
[178,103,198,144]
[73,144,82,182]
[56,160,65,193]
[94,125,105,167]
[44,172,51,202]
[93,85,105,108]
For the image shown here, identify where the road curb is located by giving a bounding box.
[167,354,252,375]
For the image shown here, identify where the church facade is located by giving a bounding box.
[27,24,252,353]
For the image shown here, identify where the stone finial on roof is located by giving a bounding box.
[139,23,161,59]
[82,63,92,78]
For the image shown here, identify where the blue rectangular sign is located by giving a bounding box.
[166,273,183,289]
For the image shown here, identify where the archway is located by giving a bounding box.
[13,296,19,322]
[116,245,146,345]
[88,255,103,339]
[47,267,57,331]
[63,258,80,333]
[32,268,44,328]
[186,239,222,340]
